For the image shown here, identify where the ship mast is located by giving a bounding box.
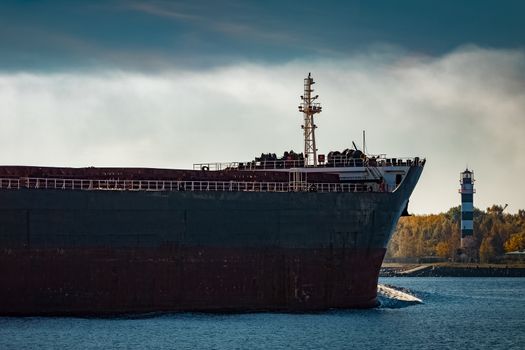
[298,73,322,167]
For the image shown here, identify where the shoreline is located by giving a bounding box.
[380,263,525,277]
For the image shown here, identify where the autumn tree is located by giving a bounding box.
[387,205,525,262]
[435,241,451,258]
[479,234,497,263]
[504,231,525,252]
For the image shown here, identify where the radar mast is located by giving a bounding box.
[298,73,322,167]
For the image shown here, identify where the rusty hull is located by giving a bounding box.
[0,247,385,316]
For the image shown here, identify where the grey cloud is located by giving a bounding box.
[0,46,524,214]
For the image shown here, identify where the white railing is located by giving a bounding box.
[0,177,390,193]
[194,156,424,171]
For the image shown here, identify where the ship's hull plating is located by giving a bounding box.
[1,247,385,315]
[0,167,422,315]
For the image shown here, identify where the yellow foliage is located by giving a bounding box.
[388,205,524,260]
[435,241,450,258]
[504,232,525,252]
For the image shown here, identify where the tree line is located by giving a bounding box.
[386,205,525,262]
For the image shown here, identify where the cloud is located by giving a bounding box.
[128,1,200,21]
[127,1,300,48]
[0,46,524,214]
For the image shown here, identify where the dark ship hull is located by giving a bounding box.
[0,166,422,315]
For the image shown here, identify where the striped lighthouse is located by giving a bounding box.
[459,169,475,251]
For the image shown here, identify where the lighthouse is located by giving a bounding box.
[459,168,475,259]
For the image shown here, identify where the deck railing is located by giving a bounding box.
[0,177,389,193]
[194,156,424,171]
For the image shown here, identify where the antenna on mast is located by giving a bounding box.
[362,130,366,154]
[298,73,322,167]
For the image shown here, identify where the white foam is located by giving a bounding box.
[377,284,423,308]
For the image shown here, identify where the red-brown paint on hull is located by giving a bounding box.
[0,166,339,183]
[0,247,385,315]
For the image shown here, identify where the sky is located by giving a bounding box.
[0,0,524,214]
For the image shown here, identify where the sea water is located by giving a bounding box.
[1,278,524,349]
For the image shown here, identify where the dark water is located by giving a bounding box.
[1,278,524,349]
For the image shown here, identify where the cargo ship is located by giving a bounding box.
[0,74,424,315]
